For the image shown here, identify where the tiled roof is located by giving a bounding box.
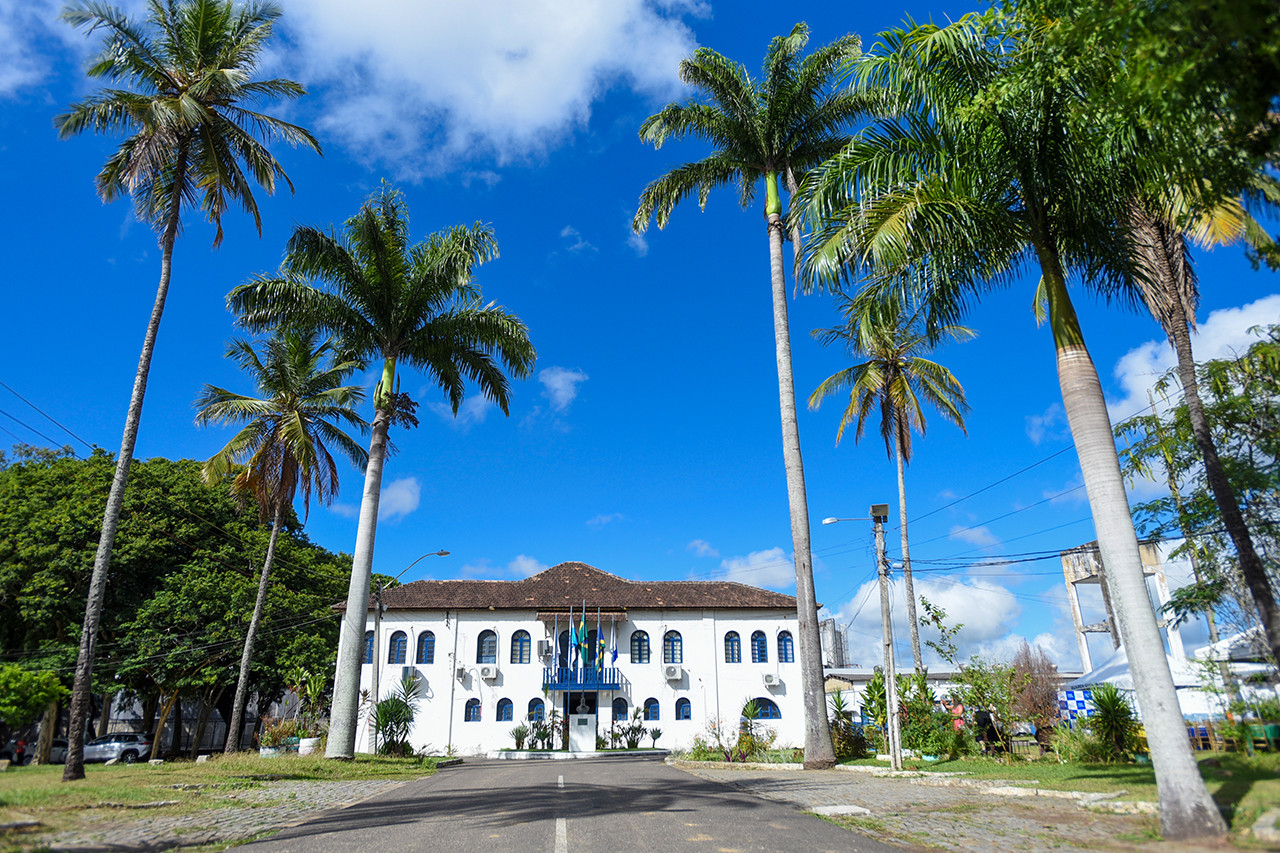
[362,561,798,613]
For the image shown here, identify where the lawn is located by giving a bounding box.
[0,753,438,845]
[842,752,1280,834]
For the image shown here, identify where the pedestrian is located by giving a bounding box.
[13,739,25,766]
[947,696,965,731]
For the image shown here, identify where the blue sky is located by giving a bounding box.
[1,0,1276,673]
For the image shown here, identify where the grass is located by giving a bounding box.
[841,751,1280,833]
[0,753,438,844]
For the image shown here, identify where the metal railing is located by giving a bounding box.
[542,666,629,693]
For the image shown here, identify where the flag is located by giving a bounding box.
[610,616,618,665]
[568,606,578,668]
[596,606,605,671]
[578,603,586,667]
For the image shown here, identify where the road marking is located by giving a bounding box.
[557,774,564,789]
[555,817,567,853]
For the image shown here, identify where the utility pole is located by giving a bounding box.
[872,503,903,770]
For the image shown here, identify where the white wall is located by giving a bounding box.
[357,608,804,755]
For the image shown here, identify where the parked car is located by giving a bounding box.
[48,738,69,764]
[83,732,152,763]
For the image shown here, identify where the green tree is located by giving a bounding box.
[228,184,536,758]
[809,292,970,670]
[55,0,319,781]
[631,22,863,769]
[0,664,67,731]
[195,329,367,752]
[800,11,1225,837]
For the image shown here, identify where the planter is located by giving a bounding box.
[298,737,321,756]
[259,746,282,758]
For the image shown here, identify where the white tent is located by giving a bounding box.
[1065,644,1204,691]
[1193,626,1271,664]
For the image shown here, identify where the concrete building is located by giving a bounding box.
[351,561,805,755]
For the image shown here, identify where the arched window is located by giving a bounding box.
[464,698,481,722]
[778,630,794,663]
[497,698,513,722]
[388,630,407,664]
[663,630,683,664]
[643,697,660,721]
[584,629,599,665]
[751,630,768,664]
[511,630,531,664]
[675,698,692,720]
[557,630,571,667]
[528,699,545,723]
[630,630,650,664]
[363,631,374,664]
[754,697,782,719]
[724,631,741,663]
[416,631,435,664]
[477,630,497,664]
[613,698,629,721]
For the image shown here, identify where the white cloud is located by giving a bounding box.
[1025,403,1066,446]
[627,229,649,257]
[560,225,596,253]
[539,366,589,412]
[687,539,719,558]
[948,525,1000,548]
[508,554,548,577]
[1109,294,1280,423]
[461,170,501,189]
[284,0,700,175]
[427,395,494,429]
[586,512,623,528]
[0,0,74,98]
[719,548,796,591]
[328,502,358,519]
[378,477,421,522]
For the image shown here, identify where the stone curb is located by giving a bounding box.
[492,749,669,761]
[1252,807,1280,841]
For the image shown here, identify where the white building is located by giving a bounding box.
[352,561,805,755]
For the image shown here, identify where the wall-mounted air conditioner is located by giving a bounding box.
[762,673,782,687]
[536,640,552,658]
[479,664,499,680]
[663,664,683,681]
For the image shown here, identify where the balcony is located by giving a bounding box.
[542,666,629,693]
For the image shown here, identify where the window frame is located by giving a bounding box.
[388,630,408,665]
[778,630,794,663]
[663,630,683,664]
[416,631,435,665]
[510,630,531,665]
[755,697,782,719]
[675,698,692,721]
[643,697,660,721]
[750,630,768,664]
[464,698,481,722]
[630,630,650,664]
[477,629,497,664]
[724,631,741,664]
[363,630,374,664]
[612,698,629,721]
[496,698,513,722]
[528,699,545,723]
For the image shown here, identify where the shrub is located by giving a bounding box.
[1051,721,1111,763]
[829,689,869,760]
[510,723,530,750]
[373,673,422,757]
[257,716,299,748]
[1088,683,1138,761]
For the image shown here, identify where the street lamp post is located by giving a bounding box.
[822,512,903,770]
[369,550,449,745]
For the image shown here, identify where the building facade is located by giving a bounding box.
[351,562,804,755]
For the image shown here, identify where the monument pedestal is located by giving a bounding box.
[568,714,597,753]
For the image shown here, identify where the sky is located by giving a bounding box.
[1,0,1276,676]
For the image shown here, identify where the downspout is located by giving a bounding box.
[446,611,458,752]
[711,609,720,725]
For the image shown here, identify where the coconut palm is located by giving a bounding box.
[799,11,1226,839]
[1128,183,1280,664]
[228,185,536,758]
[632,22,863,769]
[195,330,368,753]
[809,291,971,670]
[55,0,319,781]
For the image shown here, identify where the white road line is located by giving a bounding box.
[557,774,564,789]
[555,817,568,853]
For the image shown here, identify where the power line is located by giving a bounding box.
[0,406,64,449]
[0,380,95,452]
[907,446,1075,525]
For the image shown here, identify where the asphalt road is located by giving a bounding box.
[239,756,899,852]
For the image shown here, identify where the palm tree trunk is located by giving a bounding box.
[895,423,923,670]
[1039,254,1226,840]
[224,502,287,753]
[1166,307,1280,664]
[64,154,187,782]
[327,389,394,759]
[765,172,834,769]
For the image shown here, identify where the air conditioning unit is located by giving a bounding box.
[762,673,782,687]
[536,640,552,658]
[663,664,684,681]
[479,664,499,680]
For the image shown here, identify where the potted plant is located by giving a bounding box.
[290,671,329,755]
[257,716,299,757]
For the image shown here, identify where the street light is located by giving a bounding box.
[823,509,903,770]
[370,550,450,716]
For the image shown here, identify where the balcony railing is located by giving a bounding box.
[542,665,629,693]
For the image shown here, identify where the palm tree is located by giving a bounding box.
[799,12,1226,839]
[195,330,368,753]
[808,292,971,670]
[632,22,863,770]
[1128,184,1280,664]
[228,185,536,758]
[55,0,319,781]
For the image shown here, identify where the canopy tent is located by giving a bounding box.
[1193,626,1272,664]
[1065,644,1204,691]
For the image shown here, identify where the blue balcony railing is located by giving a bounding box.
[542,666,628,693]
